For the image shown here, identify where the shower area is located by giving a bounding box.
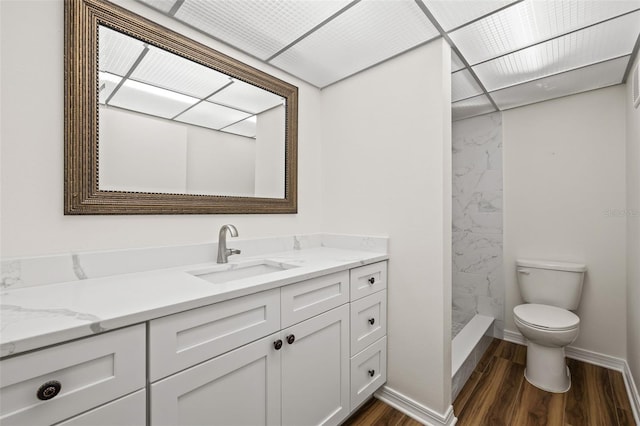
[451,112,504,399]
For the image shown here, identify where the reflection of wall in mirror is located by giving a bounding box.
[255,105,285,199]
[98,106,257,196]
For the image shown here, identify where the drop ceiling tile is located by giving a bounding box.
[451,0,640,65]
[421,0,517,31]
[223,116,257,138]
[452,69,483,102]
[472,11,640,91]
[99,25,146,76]
[269,0,440,88]
[490,55,629,110]
[131,45,231,98]
[109,80,199,119]
[136,0,178,13]
[209,79,284,114]
[174,0,352,60]
[175,101,252,130]
[452,51,466,72]
[452,94,496,121]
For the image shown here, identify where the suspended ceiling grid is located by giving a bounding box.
[137,0,640,121]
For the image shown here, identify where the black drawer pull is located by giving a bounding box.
[368,277,375,285]
[274,339,283,350]
[368,318,375,325]
[286,334,295,344]
[368,369,375,377]
[37,381,61,401]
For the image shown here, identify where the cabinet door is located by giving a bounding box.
[151,333,281,426]
[57,390,145,426]
[281,304,349,426]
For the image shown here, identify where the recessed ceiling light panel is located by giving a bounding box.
[269,0,440,87]
[451,0,640,65]
[109,80,199,119]
[174,0,352,60]
[209,80,284,114]
[175,101,252,130]
[472,11,640,91]
[490,55,629,109]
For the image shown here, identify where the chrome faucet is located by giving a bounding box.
[217,224,241,263]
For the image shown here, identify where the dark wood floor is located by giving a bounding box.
[343,339,636,426]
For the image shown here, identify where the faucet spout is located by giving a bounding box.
[217,224,241,264]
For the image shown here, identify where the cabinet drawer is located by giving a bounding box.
[350,337,387,411]
[57,390,145,426]
[0,325,145,426]
[350,262,387,301]
[350,291,387,355]
[149,288,280,381]
[281,271,349,328]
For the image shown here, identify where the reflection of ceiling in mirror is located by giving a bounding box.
[98,25,285,138]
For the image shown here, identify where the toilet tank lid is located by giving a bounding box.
[516,259,586,272]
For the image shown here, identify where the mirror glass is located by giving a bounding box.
[65,0,297,214]
[98,25,286,198]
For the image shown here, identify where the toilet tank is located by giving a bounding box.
[516,259,586,310]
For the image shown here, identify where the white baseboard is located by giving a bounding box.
[503,329,640,423]
[374,386,457,426]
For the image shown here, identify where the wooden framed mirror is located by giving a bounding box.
[65,0,298,214]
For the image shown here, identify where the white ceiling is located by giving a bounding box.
[137,0,640,121]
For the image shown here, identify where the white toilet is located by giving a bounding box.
[513,259,586,393]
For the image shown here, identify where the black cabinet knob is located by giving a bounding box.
[37,381,61,401]
[286,334,295,344]
[274,339,283,350]
[368,277,375,285]
[368,318,375,325]
[368,369,375,377]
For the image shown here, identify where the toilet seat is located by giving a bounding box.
[514,304,579,331]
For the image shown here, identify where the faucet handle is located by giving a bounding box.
[228,248,241,256]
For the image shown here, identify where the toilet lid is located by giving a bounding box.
[513,304,579,331]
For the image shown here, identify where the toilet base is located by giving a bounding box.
[524,341,571,393]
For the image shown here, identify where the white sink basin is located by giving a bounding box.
[188,261,298,284]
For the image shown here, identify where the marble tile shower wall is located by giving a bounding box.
[452,112,504,338]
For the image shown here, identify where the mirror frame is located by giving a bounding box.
[65,0,298,214]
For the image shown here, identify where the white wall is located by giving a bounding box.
[503,86,627,357]
[254,105,285,198]
[626,54,640,385]
[99,106,189,193]
[322,40,453,415]
[0,0,323,257]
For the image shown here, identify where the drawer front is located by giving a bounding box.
[350,291,387,355]
[350,336,387,411]
[350,262,387,301]
[57,390,146,426]
[149,288,280,381]
[281,271,349,328]
[0,325,145,426]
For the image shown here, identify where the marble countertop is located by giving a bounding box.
[1,247,388,358]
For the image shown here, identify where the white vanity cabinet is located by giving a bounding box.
[0,325,146,426]
[148,264,379,426]
[1,260,388,426]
